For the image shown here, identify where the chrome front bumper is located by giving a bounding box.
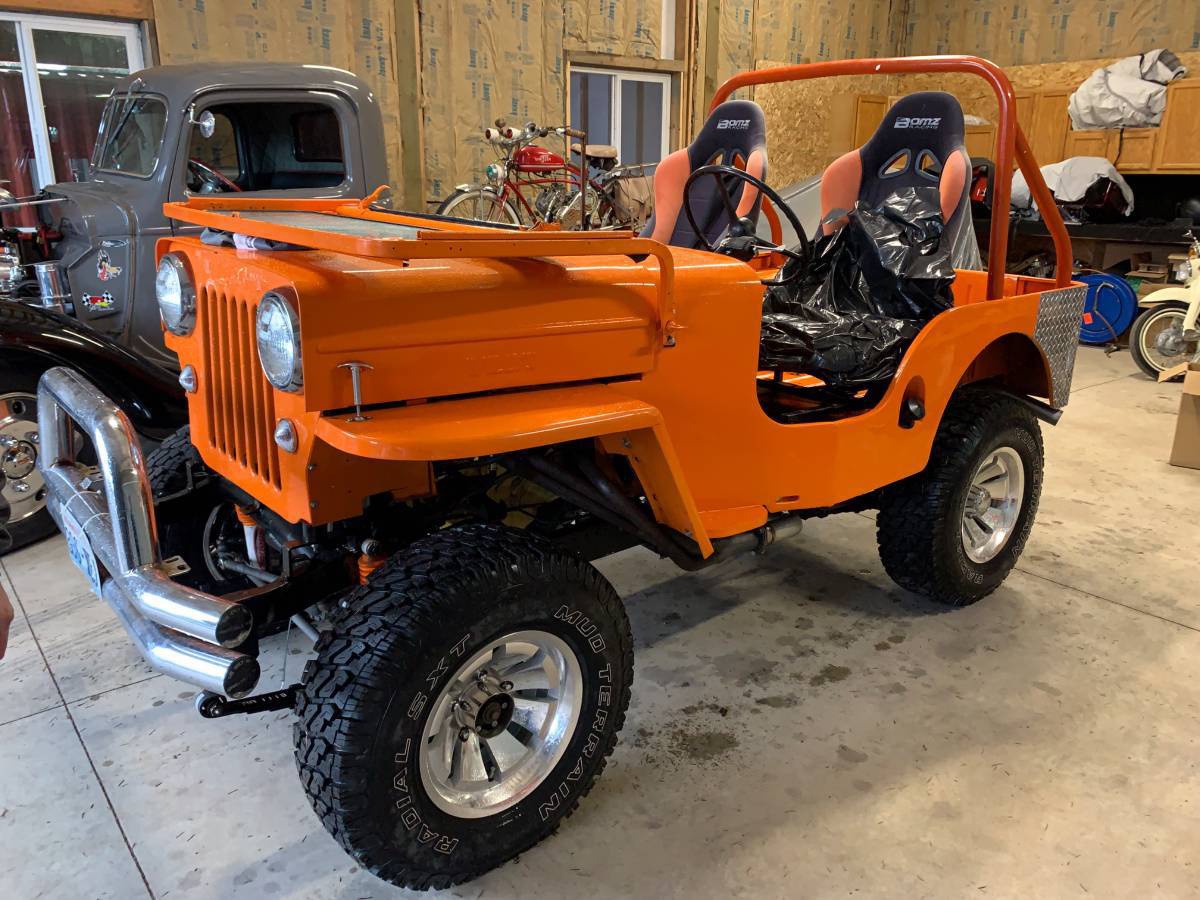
[36,367,260,698]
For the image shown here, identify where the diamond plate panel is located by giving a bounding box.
[1034,284,1086,408]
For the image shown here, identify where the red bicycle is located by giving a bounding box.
[436,120,648,230]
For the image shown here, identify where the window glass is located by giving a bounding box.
[569,72,613,145]
[292,108,341,162]
[184,100,346,193]
[570,69,668,175]
[33,30,133,182]
[620,79,664,167]
[188,111,238,177]
[94,95,166,176]
[0,21,39,214]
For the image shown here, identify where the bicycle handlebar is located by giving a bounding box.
[482,123,583,147]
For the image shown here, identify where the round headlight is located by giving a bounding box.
[255,292,302,391]
[156,254,195,335]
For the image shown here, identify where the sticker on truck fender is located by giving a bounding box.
[82,291,115,311]
[96,249,122,281]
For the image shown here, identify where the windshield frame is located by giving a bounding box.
[91,90,170,180]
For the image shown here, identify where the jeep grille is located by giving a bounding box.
[200,284,281,489]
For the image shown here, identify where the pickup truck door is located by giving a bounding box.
[165,88,370,235]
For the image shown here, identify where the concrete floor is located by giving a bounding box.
[2,346,1198,899]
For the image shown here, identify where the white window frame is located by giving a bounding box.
[0,11,144,189]
[570,65,672,166]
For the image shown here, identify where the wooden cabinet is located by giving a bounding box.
[1059,128,1160,172]
[1153,80,1200,172]
[851,95,889,147]
[1112,129,1157,172]
[832,83,1200,174]
[1027,89,1071,165]
[1063,129,1115,161]
[964,124,996,159]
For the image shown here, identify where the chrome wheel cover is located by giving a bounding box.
[419,630,582,819]
[0,392,46,526]
[961,446,1025,564]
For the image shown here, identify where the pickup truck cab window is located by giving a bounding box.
[185,100,346,194]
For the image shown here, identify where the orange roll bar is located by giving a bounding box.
[710,55,1072,299]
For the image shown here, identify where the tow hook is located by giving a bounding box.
[195,684,300,718]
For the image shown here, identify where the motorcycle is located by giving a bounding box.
[1129,230,1200,380]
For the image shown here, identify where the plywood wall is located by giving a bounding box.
[906,0,1200,66]
[418,0,910,202]
[418,0,665,202]
[734,0,908,189]
[715,0,907,86]
[151,0,403,191]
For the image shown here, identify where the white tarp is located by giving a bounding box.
[1012,157,1135,217]
[1068,49,1188,130]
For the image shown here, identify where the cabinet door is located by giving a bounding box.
[1015,90,1035,141]
[1063,130,1114,161]
[853,95,889,146]
[1113,129,1157,172]
[965,124,996,159]
[1153,80,1200,172]
[1029,89,1071,165]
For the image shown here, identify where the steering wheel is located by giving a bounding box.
[682,163,809,269]
[187,158,243,194]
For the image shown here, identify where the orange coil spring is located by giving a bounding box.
[358,552,387,584]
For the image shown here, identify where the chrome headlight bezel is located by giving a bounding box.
[255,291,303,392]
[156,253,196,335]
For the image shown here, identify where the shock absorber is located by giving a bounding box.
[234,506,265,568]
[357,538,388,584]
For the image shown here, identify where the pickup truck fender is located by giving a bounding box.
[0,302,187,440]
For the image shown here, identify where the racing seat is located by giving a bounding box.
[641,99,768,249]
[818,91,981,268]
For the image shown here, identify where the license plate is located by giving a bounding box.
[61,508,102,597]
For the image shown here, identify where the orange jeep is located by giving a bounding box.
[37,56,1080,890]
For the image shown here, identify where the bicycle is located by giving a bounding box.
[436,120,651,231]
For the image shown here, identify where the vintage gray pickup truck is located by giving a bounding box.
[0,62,391,550]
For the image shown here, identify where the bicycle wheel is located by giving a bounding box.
[436,187,522,225]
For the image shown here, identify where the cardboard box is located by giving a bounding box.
[1169,366,1200,470]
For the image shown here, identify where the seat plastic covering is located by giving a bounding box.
[640,99,767,249]
[760,93,976,394]
[818,91,981,271]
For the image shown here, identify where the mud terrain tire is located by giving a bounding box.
[294,524,633,890]
[876,387,1044,607]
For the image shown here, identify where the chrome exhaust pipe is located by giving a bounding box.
[103,580,260,698]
